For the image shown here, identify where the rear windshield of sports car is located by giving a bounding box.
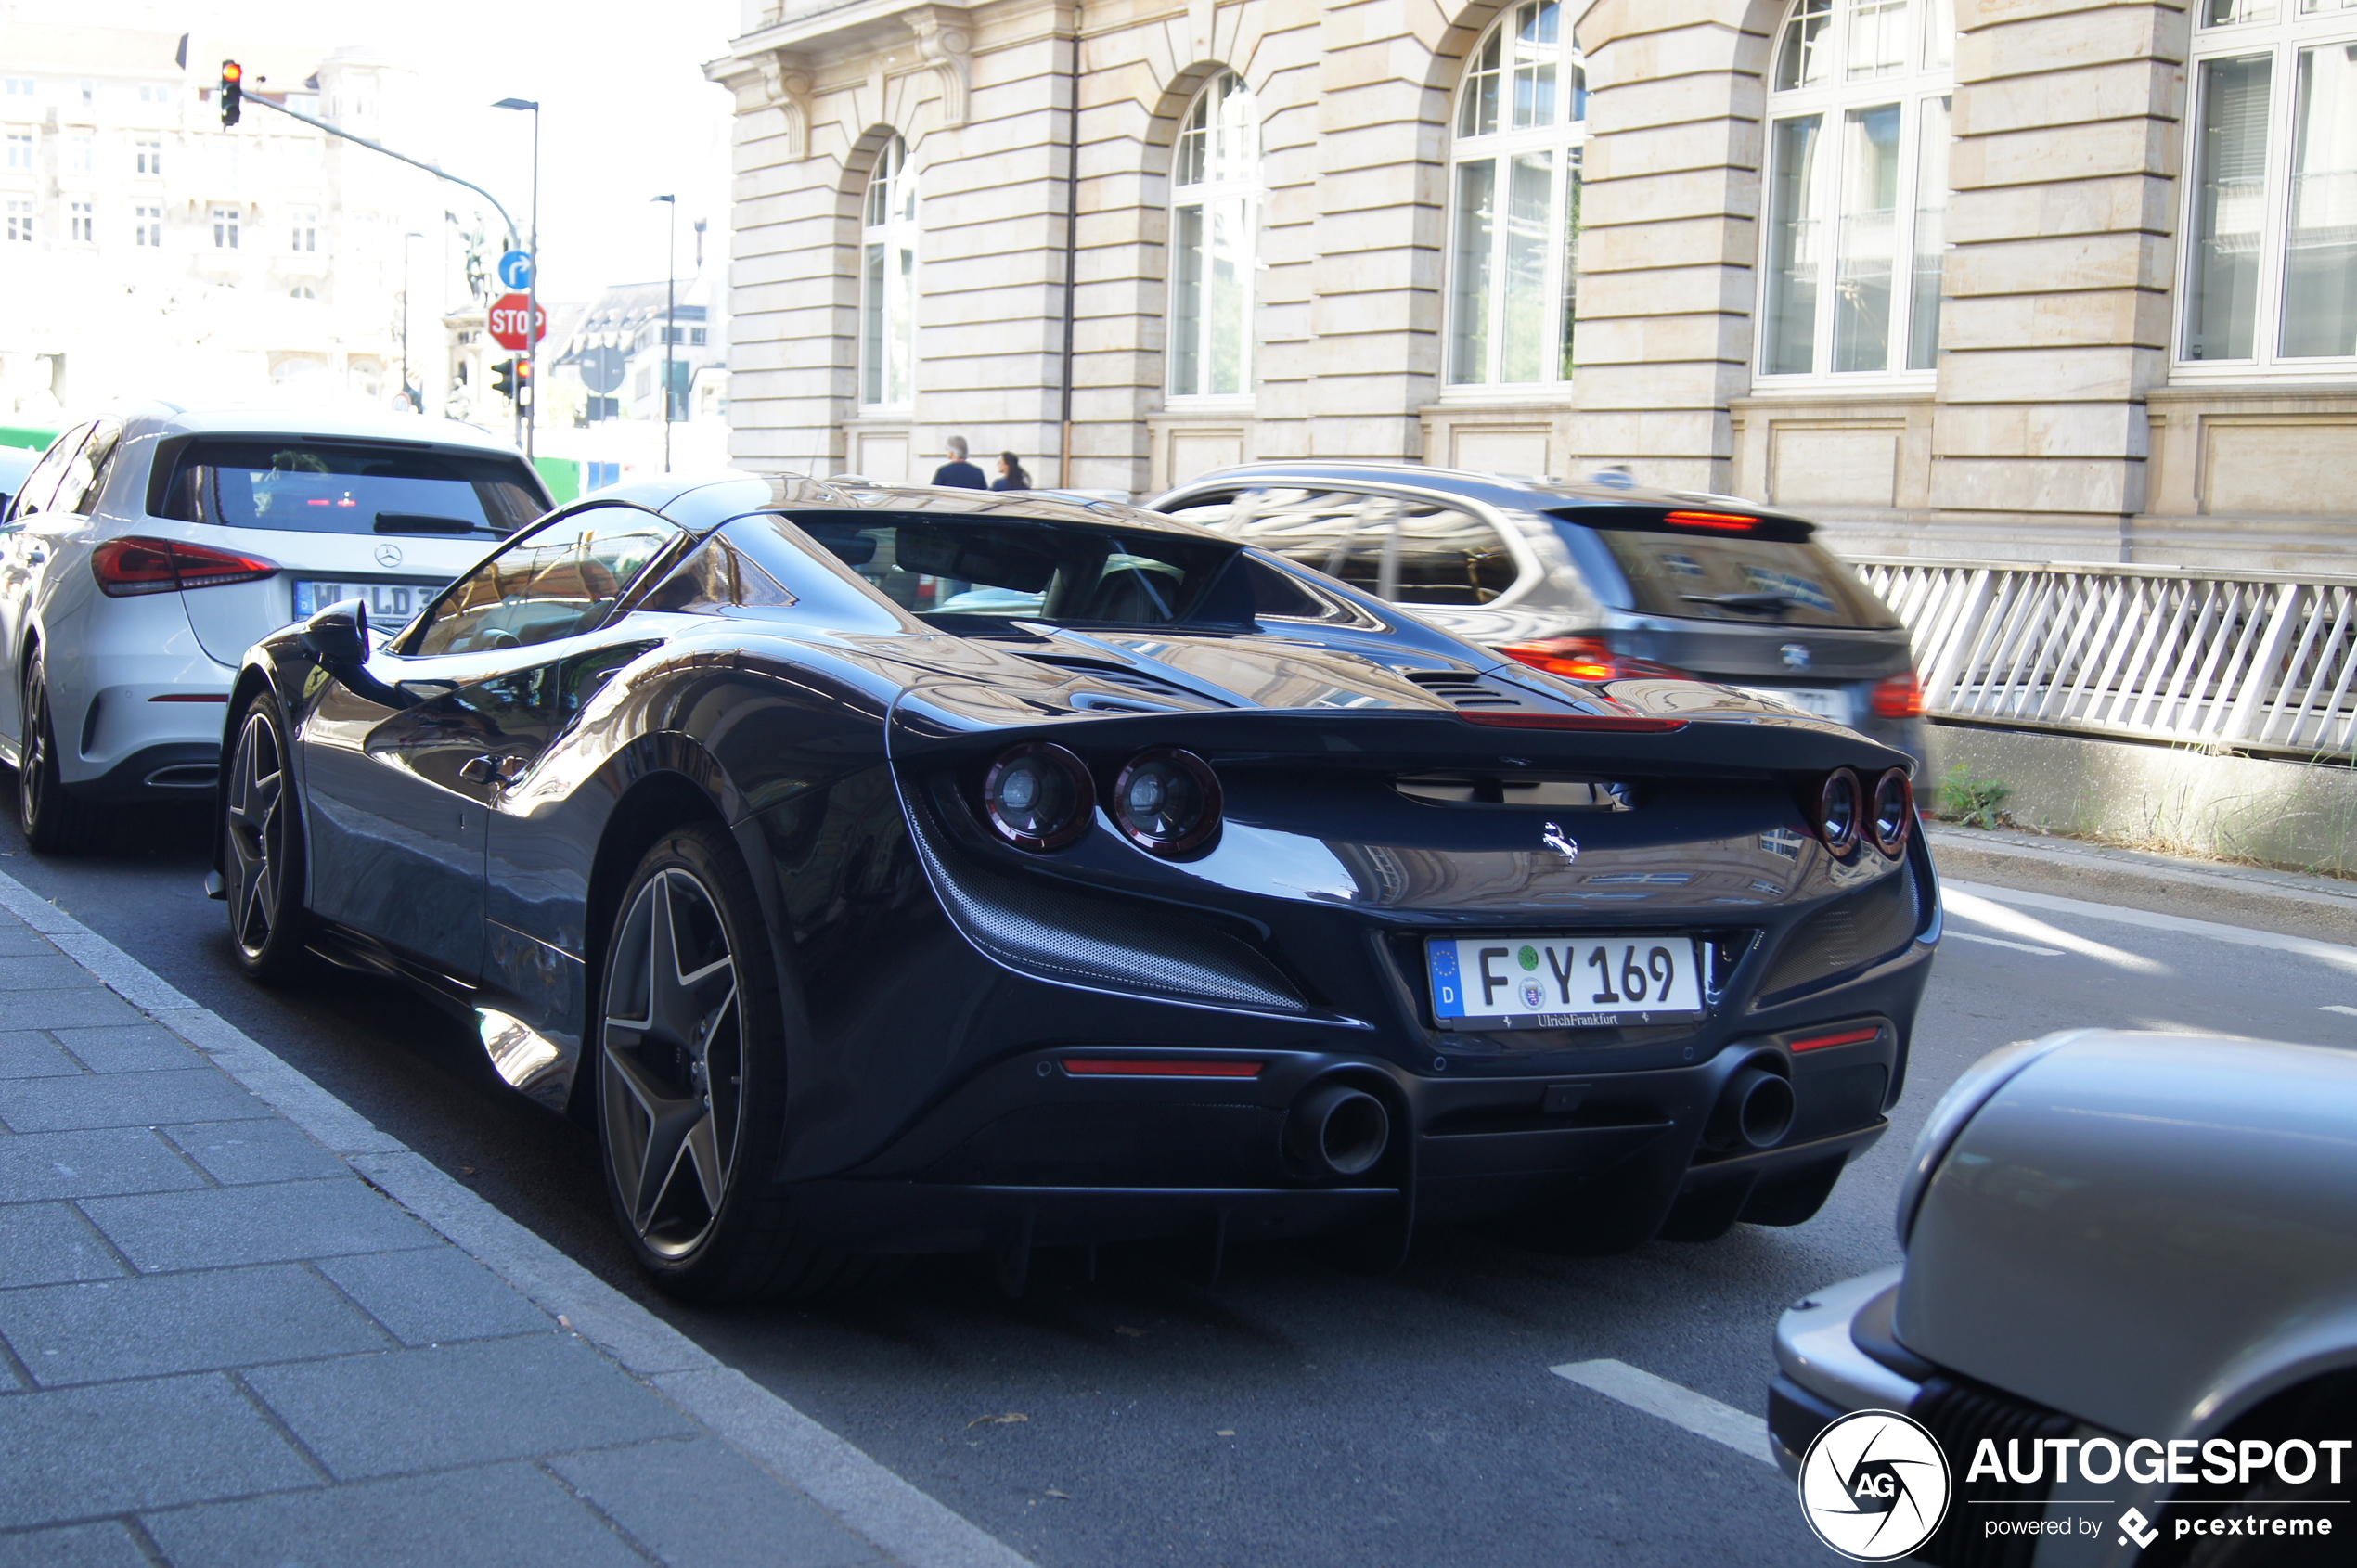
[779,513,1293,628]
[1570,514,1900,629]
[153,438,547,539]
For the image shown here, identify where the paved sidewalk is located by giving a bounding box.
[0,889,1030,1568]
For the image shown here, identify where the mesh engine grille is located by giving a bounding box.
[1909,1375,2077,1568]
[905,799,1307,1013]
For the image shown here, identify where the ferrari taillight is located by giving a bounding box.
[1500,636,1691,684]
[980,742,1095,852]
[92,536,277,598]
[1869,768,1913,858]
[1813,768,1863,855]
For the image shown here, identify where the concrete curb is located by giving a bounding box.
[0,868,1035,1568]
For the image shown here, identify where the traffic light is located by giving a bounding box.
[491,359,518,401]
[515,358,533,411]
[220,61,243,128]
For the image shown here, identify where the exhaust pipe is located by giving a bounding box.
[1286,1083,1390,1177]
[1708,1066,1794,1151]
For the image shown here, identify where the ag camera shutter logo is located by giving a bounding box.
[1797,1409,1951,1561]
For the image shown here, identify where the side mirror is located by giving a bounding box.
[298,598,369,670]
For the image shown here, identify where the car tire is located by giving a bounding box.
[17,647,106,854]
[595,822,872,1303]
[222,688,312,983]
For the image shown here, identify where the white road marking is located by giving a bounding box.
[2323,1006,2357,1018]
[1946,931,2062,957]
[1551,1358,1775,1468]
[1942,889,2167,974]
[1947,880,2357,978]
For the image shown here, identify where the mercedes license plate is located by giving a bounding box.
[1427,934,1705,1031]
[293,580,432,621]
[1733,685,1852,725]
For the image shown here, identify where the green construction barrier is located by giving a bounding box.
[534,456,582,507]
[0,425,61,454]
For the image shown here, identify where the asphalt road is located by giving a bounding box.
[7,792,2356,1567]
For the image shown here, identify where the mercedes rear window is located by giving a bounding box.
[1564,511,1900,629]
[154,437,546,538]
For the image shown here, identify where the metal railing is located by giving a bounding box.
[1854,558,2357,758]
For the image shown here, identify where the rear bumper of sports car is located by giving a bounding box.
[781,991,1915,1258]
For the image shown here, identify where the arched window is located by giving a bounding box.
[1446,2,1586,387]
[860,135,917,408]
[1758,0,1953,379]
[2182,1,2357,367]
[1168,72,1258,399]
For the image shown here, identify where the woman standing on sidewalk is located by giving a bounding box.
[992,453,1030,492]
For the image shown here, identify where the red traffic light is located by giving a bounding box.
[220,60,243,127]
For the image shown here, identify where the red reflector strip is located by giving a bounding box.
[1791,1026,1881,1053]
[1060,1059,1264,1079]
[1459,712,1688,733]
[1664,509,1759,532]
[148,693,230,702]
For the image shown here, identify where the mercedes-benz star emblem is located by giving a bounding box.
[1541,822,1578,862]
[1780,642,1810,669]
[374,543,404,569]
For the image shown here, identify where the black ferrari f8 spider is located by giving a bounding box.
[212,474,1938,1300]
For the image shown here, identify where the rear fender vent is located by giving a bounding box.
[1031,659,1230,708]
[1399,669,1583,713]
[1396,774,1631,810]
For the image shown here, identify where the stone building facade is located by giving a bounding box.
[709,0,2357,572]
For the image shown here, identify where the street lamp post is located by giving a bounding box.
[653,194,676,475]
[493,97,540,462]
[400,230,422,412]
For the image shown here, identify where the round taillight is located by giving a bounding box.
[1870,768,1913,857]
[1816,768,1862,855]
[981,743,1094,852]
[1111,748,1222,855]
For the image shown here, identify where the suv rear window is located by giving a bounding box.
[1165,487,1521,606]
[154,437,546,538]
[1569,512,1899,629]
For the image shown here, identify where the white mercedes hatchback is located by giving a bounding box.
[0,404,550,850]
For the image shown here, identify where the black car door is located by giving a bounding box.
[300,504,683,982]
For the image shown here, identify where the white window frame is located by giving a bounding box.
[4,199,32,244]
[1443,0,1588,394]
[135,140,161,176]
[133,204,162,249]
[1756,0,1955,387]
[1166,70,1261,403]
[212,204,240,251]
[68,199,92,245]
[858,135,917,412]
[2175,0,2357,379]
[290,205,319,252]
[4,132,31,173]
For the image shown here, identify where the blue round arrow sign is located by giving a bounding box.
[496,250,535,291]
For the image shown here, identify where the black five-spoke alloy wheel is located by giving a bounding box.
[222,693,310,980]
[596,824,864,1302]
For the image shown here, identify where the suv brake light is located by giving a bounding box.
[1870,670,1926,718]
[1500,636,1691,684]
[92,537,278,598]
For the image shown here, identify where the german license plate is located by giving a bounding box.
[293,579,433,621]
[1427,934,1705,1031]
[1733,685,1852,725]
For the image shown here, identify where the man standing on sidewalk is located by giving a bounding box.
[931,437,987,489]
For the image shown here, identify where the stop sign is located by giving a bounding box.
[486,292,546,351]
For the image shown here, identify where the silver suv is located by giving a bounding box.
[1152,463,1925,762]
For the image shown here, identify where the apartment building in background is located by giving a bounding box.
[0,16,451,421]
[706,0,2357,573]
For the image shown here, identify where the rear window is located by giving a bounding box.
[775,512,1260,628]
[1165,486,1521,606]
[1571,514,1899,629]
[154,437,546,538]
